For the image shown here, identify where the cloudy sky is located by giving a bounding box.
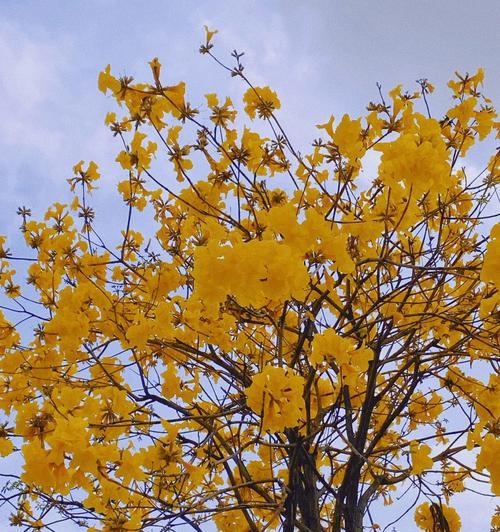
[0,0,498,529]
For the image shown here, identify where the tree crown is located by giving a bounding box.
[0,29,499,532]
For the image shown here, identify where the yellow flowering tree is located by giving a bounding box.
[0,29,499,532]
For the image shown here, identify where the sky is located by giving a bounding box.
[0,0,499,530]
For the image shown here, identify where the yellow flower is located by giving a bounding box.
[477,433,500,495]
[481,223,500,289]
[97,64,120,95]
[0,436,13,457]
[415,502,461,532]
[243,86,281,119]
[246,366,305,432]
[332,114,365,160]
[204,25,218,46]
[410,442,434,475]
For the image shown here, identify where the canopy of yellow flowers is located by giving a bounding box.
[0,29,498,532]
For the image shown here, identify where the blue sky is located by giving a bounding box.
[0,1,499,530]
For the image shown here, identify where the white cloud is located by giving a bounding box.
[0,21,66,151]
[0,20,118,238]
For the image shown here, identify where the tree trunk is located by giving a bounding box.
[283,429,322,531]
